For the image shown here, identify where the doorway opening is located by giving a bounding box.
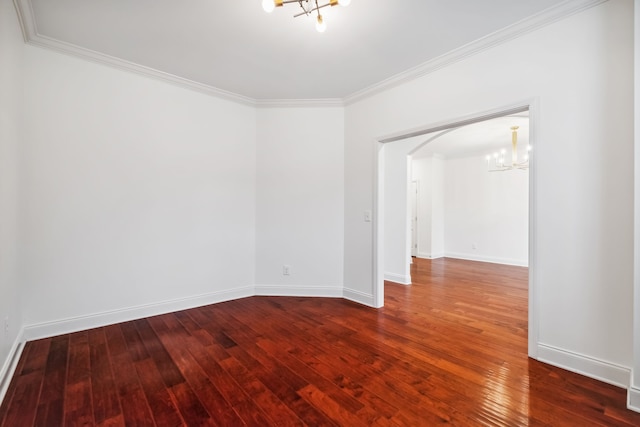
[373,101,537,357]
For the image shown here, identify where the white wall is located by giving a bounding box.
[443,154,528,266]
[0,0,24,394]
[20,46,257,332]
[345,0,633,381]
[382,137,423,284]
[255,107,344,295]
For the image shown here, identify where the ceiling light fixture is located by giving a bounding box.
[262,0,351,32]
[486,126,531,172]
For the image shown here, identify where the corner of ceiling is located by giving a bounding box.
[12,0,258,107]
[255,98,344,109]
[13,0,35,43]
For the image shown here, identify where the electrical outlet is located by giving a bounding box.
[283,265,291,276]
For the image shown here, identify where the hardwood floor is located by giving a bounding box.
[1,257,639,426]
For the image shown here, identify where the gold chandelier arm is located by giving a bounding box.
[293,1,333,17]
[264,0,349,31]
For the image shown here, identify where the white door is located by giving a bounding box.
[411,181,418,257]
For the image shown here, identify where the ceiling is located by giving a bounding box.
[24,0,569,101]
[411,113,530,160]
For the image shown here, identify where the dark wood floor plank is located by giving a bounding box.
[0,340,46,426]
[19,339,51,376]
[33,336,68,427]
[255,336,384,424]
[88,328,122,426]
[3,258,640,426]
[201,307,334,426]
[181,307,234,362]
[225,301,504,421]
[183,338,249,408]
[147,314,245,427]
[168,382,216,427]
[133,318,185,389]
[103,324,155,427]
[134,358,184,426]
[0,371,43,427]
[297,384,370,427]
[63,332,94,427]
[232,306,397,424]
[218,354,310,426]
[255,308,445,421]
[119,322,149,363]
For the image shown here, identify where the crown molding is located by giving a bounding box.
[14,0,607,108]
[12,0,31,42]
[343,0,608,106]
[13,0,257,107]
[255,98,344,108]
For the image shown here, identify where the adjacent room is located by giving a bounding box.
[382,113,530,286]
[1,0,640,425]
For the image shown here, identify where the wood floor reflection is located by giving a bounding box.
[1,257,639,426]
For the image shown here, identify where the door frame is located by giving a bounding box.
[371,99,539,358]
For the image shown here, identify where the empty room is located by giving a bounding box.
[2,0,640,425]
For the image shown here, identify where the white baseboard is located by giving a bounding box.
[21,284,347,342]
[343,288,376,307]
[384,272,411,285]
[444,252,528,267]
[0,328,25,406]
[254,285,343,298]
[416,252,445,259]
[23,286,255,342]
[537,343,630,389]
[628,384,640,413]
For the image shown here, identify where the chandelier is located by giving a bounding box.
[486,126,531,172]
[262,0,352,32]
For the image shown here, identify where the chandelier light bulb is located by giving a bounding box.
[338,0,351,6]
[262,0,275,13]
[316,14,326,32]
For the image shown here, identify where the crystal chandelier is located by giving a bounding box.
[262,0,351,32]
[486,126,531,172]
